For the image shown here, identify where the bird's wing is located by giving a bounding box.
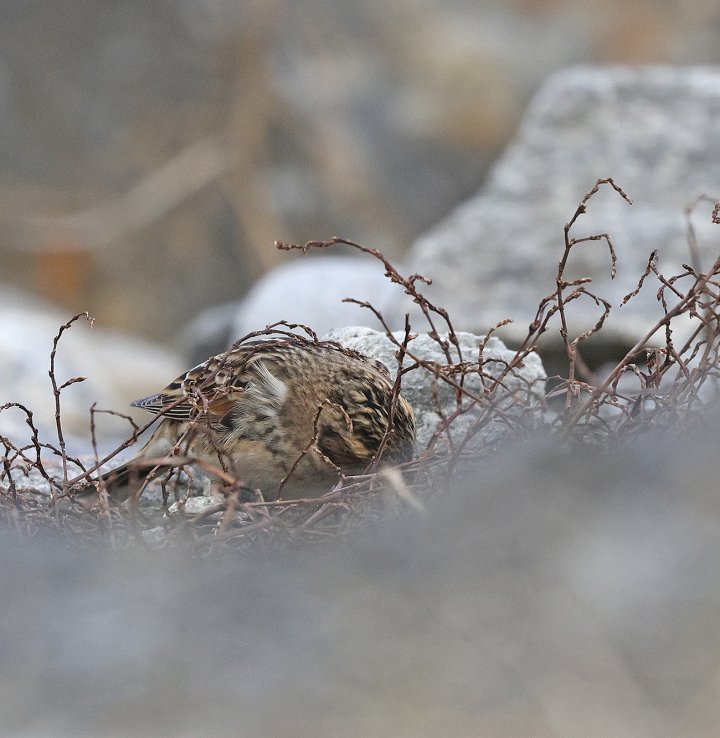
[130,341,285,420]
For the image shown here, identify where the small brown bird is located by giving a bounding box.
[99,337,415,501]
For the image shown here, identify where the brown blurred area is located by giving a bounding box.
[1,0,720,342]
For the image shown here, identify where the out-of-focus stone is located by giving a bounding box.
[184,256,411,362]
[167,496,220,517]
[140,526,168,546]
[178,301,239,367]
[407,66,720,349]
[167,496,251,525]
[0,457,87,498]
[324,326,546,451]
[0,287,183,450]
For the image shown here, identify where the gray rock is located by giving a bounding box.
[179,301,240,367]
[140,526,168,546]
[231,256,405,338]
[167,495,251,526]
[0,286,184,450]
[324,326,546,451]
[167,496,221,517]
[407,66,720,349]
[0,452,189,504]
[0,457,87,498]
[184,255,412,363]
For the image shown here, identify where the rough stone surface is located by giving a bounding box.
[0,453,190,505]
[407,66,720,347]
[167,496,220,517]
[167,496,251,526]
[324,326,546,450]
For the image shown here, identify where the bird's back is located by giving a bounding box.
[124,339,415,499]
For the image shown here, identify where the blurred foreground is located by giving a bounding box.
[1,433,718,737]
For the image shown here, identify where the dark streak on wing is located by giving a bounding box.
[130,393,196,419]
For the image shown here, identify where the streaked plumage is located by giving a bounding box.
[99,337,415,501]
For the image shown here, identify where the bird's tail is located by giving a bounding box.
[78,421,178,504]
[95,459,151,502]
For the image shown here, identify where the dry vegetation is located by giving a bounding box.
[2,179,720,552]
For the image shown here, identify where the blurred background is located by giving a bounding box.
[3,0,720,342]
[4,0,720,444]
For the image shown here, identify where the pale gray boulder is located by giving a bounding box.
[324,326,546,451]
[231,256,406,339]
[407,66,720,350]
[183,255,412,363]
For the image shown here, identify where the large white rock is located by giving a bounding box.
[232,256,407,338]
[324,326,546,451]
[407,66,720,349]
[183,255,412,363]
